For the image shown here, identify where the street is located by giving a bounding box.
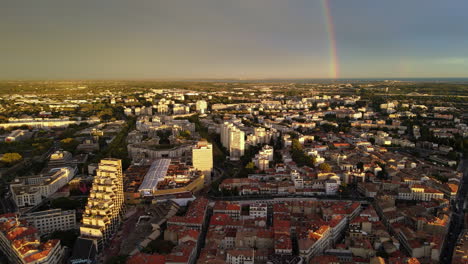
[440,158,468,264]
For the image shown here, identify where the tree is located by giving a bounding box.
[339,183,349,195]
[291,139,314,168]
[60,138,79,153]
[47,229,79,248]
[356,162,364,171]
[245,162,255,170]
[98,108,114,121]
[447,151,458,161]
[377,170,387,180]
[318,163,332,172]
[142,239,175,254]
[178,130,191,139]
[0,153,22,165]
[310,156,317,165]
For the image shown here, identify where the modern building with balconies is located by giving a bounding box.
[79,159,125,251]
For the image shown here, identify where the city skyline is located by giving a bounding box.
[2,0,468,80]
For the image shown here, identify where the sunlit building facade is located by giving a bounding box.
[192,140,213,183]
[80,159,125,251]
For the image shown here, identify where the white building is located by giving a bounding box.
[226,249,254,264]
[229,127,245,161]
[221,122,235,150]
[291,170,304,188]
[254,158,269,171]
[196,100,208,114]
[325,178,340,195]
[23,209,76,235]
[299,226,332,262]
[221,122,245,161]
[258,145,273,161]
[253,145,274,171]
[249,203,267,219]
[247,127,276,146]
[5,129,30,142]
[124,107,133,116]
[11,167,75,207]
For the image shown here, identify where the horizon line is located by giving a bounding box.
[1,76,468,82]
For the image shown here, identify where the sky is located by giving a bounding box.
[1,0,468,80]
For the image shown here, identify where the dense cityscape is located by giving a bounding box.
[0,80,466,264]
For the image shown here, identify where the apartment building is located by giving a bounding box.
[221,122,245,160]
[22,209,76,235]
[192,140,213,183]
[0,213,65,264]
[80,159,125,251]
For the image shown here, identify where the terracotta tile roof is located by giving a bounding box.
[407,257,421,264]
[274,234,292,250]
[126,253,165,264]
[23,239,59,263]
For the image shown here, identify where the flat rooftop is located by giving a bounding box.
[138,159,171,196]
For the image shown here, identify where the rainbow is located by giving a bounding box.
[321,0,339,79]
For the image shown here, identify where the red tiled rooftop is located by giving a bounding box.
[126,253,165,264]
[180,229,200,240]
[7,226,38,241]
[23,239,59,263]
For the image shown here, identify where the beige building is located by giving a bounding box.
[192,141,213,183]
[80,159,125,251]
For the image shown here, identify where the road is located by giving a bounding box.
[440,158,468,264]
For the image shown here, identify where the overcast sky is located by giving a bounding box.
[1,0,467,79]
